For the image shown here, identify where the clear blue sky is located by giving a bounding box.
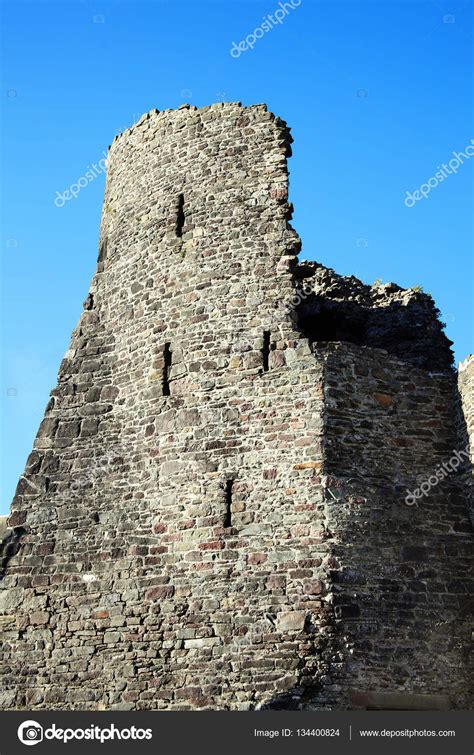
[1,0,473,515]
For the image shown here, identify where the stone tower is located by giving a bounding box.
[1,103,472,711]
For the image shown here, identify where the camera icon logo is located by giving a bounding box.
[17,721,44,746]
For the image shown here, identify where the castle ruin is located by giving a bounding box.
[1,103,472,710]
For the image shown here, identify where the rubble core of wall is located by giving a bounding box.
[291,261,454,371]
[0,103,472,711]
[458,355,474,539]
[459,355,474,462]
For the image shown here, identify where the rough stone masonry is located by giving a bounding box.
[1,103,472,710]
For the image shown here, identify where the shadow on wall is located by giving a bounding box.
[259,683,327,710]
[260,686,455,711]
[0,522,26,579]
[258,379,473,711]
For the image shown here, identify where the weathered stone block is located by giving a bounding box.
[277,611,306,632]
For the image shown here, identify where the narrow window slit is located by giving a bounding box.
[223,479,234,528]
[84,293,94,311]
[162,343,172,396]
[262,330,271,372]
[97,237,107,263]
[176,194,185,238]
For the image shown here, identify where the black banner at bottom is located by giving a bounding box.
[0,711,472,755]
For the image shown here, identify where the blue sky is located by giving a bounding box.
[1,0,473,515]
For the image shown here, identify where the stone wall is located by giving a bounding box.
[320,343,472,708]
[0,103,472,710]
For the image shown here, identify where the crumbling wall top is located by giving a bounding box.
[291,260,454,372]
